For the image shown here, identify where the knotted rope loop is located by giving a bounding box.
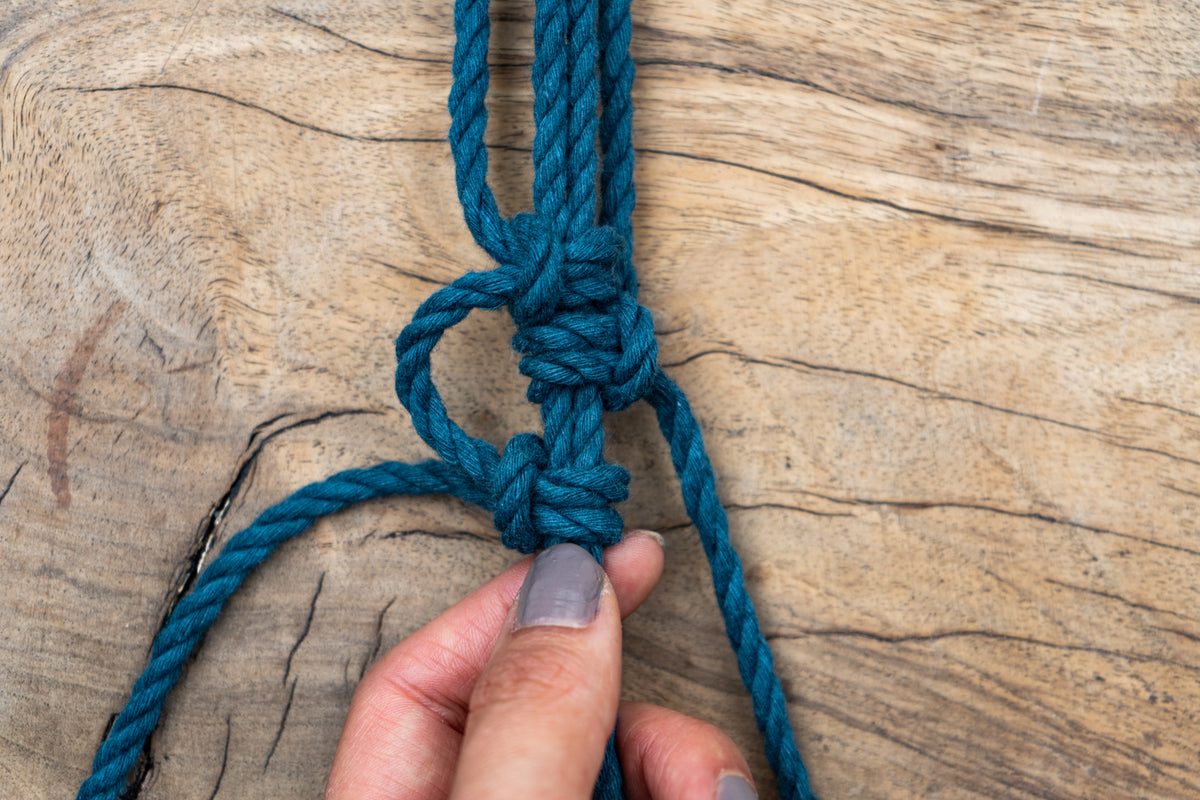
[80,0,819,793]
[394,211,654,554]
[493,432,628,554]
[513,294,656,411]
[499,213,624,326]
[499,214,657,411]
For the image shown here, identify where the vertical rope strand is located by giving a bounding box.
[532,0,573,227]
[648,371,818,800]
[564,0,601,237]
[448,0,508,260]
[598,0,637,294]
[79,0,819,796]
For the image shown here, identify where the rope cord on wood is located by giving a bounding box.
[77,0,818,797]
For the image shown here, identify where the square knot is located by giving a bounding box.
[501,214,658,411]
[501,213,623,326]
[493,432,629,554]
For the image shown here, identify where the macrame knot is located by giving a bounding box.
[493,432,630,554]
[502,213,658,411]
[79,0,819,791]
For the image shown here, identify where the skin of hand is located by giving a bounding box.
[324,530,759,800]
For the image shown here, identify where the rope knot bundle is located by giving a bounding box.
[498,214,657,411]
[392,205,657,557]
[494,432,628,553]
[77,0,818,795]
[490,216,655,553]
[501,219,657,412]
[502,214,619,326]
[514,292,657,411]
[390,216,653,556]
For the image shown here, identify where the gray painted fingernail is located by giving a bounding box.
[716,774,758,800]
[514,543,604,630]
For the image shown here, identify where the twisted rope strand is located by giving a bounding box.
[564,0,601,237]
[597,0,637,293]
[80,0,820,795]
[532,0,572,227]
[77,461,482,800]
[448,0,507,260]
[648,371,817,800]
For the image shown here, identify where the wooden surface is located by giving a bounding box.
[2,1,1199,798]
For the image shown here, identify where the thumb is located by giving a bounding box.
[449,543,622,800]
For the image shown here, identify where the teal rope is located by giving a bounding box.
[77,0,818,796]
[76,462,484,800]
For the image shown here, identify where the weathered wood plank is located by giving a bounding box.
[2,1,1197,798]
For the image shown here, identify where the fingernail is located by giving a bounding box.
[514,543,604,630]
[716,774,758,800]
[626,528,665,549]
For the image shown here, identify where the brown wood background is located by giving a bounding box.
[2,1,1199,798]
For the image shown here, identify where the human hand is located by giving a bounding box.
[325,532,759,800]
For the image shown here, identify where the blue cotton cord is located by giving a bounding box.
[647,371,817,800]
[76,461,485,800]
[78,0,820,795]
[597,0,637,294]
[447,0,507,261]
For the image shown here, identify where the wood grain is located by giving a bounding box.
[2,1,1198,798]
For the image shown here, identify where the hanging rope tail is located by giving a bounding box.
[77,0,819,797]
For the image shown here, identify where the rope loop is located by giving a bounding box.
[78,0,818,793]
[393,210,654,553]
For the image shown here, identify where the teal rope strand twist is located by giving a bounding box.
[76,462,484,800]
[77,0,818,795]
[647,373,814,796]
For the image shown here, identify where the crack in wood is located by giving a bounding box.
[284,572,326,687]
[367,257,452,286]
[356,597,400,683]
[1044,578,1192,621]
[1121,397,1200,421]
[1162,482,1200,500]
[636,147,1167,259]
[0,462,24,507]
[364,596,397,678]
[637,57,988,122]
[102,710,154,800]
[263,678,297,773]
[661,347,1101,435]
[158,407,385,628]
[268,6,453,66]
[207,715,232,800]
[360,527,496,546]
[663,348,1200,469]
[1105,440,1200,469]
[723,500,853,519]
[998,264,1200,306]
[55,84,445,144]
[138,330,166,365]
[791,488,1200,559]
[768,627,1200,677]
[1154,624,1200,644]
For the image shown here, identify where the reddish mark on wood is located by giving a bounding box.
[46,300,127,509]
